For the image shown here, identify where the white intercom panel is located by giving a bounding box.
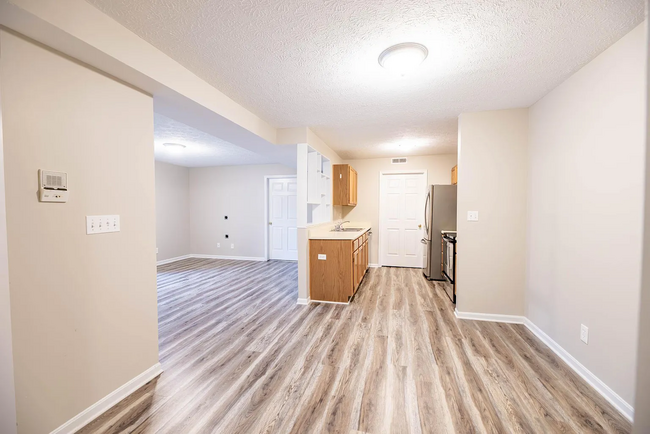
[39,170,69,203]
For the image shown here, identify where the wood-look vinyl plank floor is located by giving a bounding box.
[78,259,631,434]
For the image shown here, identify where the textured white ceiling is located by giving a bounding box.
[154,113,273,167]
[89,0,644,159]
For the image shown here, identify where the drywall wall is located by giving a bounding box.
[633,12,650,433]
[456,108,529,316]
[527,23,646,409]
[341,154,457,265]
[155,161,190,261]
[190,164,296,259]
[0,59,17,434]
[0,30,159,433]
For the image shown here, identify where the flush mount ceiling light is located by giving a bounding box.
[163,142,186,153]
[378,42,428,76]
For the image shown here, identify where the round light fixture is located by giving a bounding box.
[378,42,428,75]
[163,142,186,154]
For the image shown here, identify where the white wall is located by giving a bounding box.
[633,9,650,432]
[456,108,529,316]
[527,23,646,407]
[155,161,190,261]
[190,164,296,259]
[0,30,159,433]
[0,50,17,434]
[341,154,457,265]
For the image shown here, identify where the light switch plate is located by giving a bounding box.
[467,211,479,222]
[318,254,326,260]
[86,215,120,235]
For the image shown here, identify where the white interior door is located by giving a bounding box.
[380,172,426,267]
[269,178,298,260]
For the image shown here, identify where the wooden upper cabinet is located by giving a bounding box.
[451,165,458,185]
[333,164,358,206]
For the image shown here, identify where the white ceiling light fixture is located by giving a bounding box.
[163,142,187,154]
[378,42,428,76]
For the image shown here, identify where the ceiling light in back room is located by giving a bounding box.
[163,142,187,154]
[378,43,428,76]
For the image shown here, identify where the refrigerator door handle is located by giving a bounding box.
[422,190,430,241]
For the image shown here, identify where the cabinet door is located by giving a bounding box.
[349,168,358,205]
[353,249,359,290]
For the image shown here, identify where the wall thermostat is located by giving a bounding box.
[39,170,69,203]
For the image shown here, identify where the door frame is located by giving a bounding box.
[264,175,298,261]
[377,170,428,267]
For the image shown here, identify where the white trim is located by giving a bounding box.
[50,363,163,434]
[454,309,634,421]
[297,297,311,305]
[369,263,381,268]
[454,309,525,324]
[156,254,193,266]
[523,318,634,422]
[192,254,266,262]
[378,170,428,267]
[264,175,298,261]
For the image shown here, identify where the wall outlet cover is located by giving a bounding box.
[217,243,220,248]
[231,244,234,249]
[467,211,479,222]
[580,324,589,344]
[318,254,326,260]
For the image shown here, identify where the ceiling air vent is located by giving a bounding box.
[391,157,407,164]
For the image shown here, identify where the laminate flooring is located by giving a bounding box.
[78,258,631,433]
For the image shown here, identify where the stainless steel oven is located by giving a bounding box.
[442,233,456,303]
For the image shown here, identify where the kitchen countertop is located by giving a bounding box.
[308,221,372,240]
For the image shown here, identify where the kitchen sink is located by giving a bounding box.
[331,227,364,232]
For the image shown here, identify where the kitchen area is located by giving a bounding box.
[307,160,459,305]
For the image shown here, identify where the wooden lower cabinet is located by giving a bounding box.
[310,231,370,303]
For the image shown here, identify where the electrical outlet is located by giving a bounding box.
[580,324,589,344]
[156,248,158,254]
[231,243,234,249]
[217,243,220,248]
[467,211,479,222]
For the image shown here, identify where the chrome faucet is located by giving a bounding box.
[333,220,350,231]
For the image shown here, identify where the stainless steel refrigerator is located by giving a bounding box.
[422,185,457,280]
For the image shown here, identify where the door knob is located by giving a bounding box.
[418,224,422,229]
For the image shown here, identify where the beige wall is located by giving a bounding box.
[155,161,190,261]
[341,154,457,265]
[190,164,296,259]
[456,108,529,316]
[0,30,159,433]
[0,56,17,434]
[528,23,646,407]
[633,10,650,432]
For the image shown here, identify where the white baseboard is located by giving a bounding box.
[51,363,163,434]
[156,254,193,265]
[191,254,266,262]
[157,254,267,266]
[368,263,381,268]
[297,297,311,305]
[454,309,525,324]
[523,319,634,422]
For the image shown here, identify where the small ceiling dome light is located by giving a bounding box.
[163,142,186,153]
[379,42,428,75]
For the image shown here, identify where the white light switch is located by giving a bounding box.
[467,211,479,222]
[318,254,326,260]
[86,215,120,235]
